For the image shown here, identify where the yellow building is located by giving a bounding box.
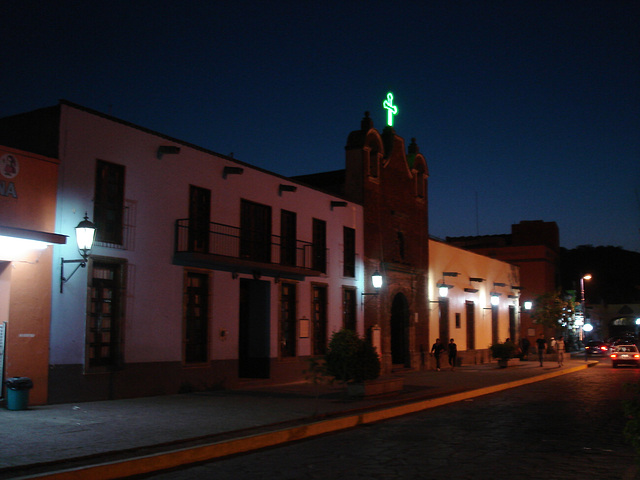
[429,238,520,365]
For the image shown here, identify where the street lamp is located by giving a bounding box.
[361,270,383,305]
[371,270,383,289]
[60,213,96,293]
[579,274,592,342]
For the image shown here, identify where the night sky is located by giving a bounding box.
[2,1,638,251]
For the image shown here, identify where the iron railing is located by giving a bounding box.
[175,219,325,272]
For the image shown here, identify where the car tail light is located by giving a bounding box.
[600,346,608,351]
[611,354,618,359]
[634,354,640,359]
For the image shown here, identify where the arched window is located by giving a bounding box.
[368,147,379,178]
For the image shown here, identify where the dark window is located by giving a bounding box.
[455,312,461,329]
[368,147,379,178]
[343,287,357,331]
[94,160,125,245]
[416,167,426,199]
[184,272,209,363]
[312,219,326,273]
[280,210,297,267]
[241,200,272,263]
[88,262,123,369]
[439,298,450,345]
[312,285,328,355]
[280,282,297,357]
[466,301,475,350]
[343,227,355,277]
[509,305,517,342]
[492,305,499,345]
[188,186,211,253]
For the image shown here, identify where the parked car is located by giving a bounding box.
[585,341,609,355]
[610,345,640,368]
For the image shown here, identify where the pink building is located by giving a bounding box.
[0,101,364,402]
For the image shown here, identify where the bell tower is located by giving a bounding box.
[344,99,430,373]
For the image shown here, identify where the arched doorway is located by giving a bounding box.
[391,293,410,367]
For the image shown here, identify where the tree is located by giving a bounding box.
[324,329,380,384]
[530,291,575,333]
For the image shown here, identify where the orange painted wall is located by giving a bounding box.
[0,146,60,405]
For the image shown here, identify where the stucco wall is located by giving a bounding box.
[50,104,364,391]
[429,239,520,353]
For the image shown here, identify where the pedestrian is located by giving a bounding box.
[520,337,531,360]
[536,334,546,367]
[431,338,444,371]
[448,338,458,370]
[556,335,565,367]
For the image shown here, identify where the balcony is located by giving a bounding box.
[173,219,326,279]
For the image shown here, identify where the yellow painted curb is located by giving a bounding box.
[18,363,592,480]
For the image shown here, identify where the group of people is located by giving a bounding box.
[430,338,457,371]
[535,334,566,367]
[430,334,567,371]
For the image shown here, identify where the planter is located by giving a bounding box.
[347,377,404,397]
[497,358,519,368]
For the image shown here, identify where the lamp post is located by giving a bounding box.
[579,274,592,342]
[60,213,96,293]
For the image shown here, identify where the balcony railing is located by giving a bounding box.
[174,219,326,273]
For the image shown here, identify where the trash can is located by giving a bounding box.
[5,377,33,411]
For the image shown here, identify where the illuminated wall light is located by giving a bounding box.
[0,235,49,252]
[490,295,500,306]
[524,301,533,310]
[0,235,50,261]
[371,270,383,289]
[439,286,449,297]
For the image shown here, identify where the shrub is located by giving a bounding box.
[490,341,517,360]
[325,329,380,384]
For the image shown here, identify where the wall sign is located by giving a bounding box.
[0,154,18,198]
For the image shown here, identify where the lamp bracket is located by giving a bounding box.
[361,291,379,306]
[60,258,87,293]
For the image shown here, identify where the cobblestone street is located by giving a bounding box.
[147,362,640,480]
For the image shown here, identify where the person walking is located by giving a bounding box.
[520,337,531,361]
[556,335,566,366]
[448,338,458,371]
[536,334,547,367]
[431,338,444,371]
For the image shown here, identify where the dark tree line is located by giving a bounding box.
[559,245,640,305]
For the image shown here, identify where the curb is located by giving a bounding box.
[17,362,593,480]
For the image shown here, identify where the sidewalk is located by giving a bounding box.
[0,357,595,479]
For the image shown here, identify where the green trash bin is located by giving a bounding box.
[5,377,33,411]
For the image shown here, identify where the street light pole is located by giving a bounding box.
[580,274,592,343]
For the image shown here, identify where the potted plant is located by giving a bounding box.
[325,329,380,395]
[489,340,518,368]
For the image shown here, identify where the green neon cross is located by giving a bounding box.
[383,92,398,126]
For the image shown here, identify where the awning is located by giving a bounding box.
[0,225,67,245]
[0,225,67,263]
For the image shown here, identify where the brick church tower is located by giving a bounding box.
[345,112,430,373]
